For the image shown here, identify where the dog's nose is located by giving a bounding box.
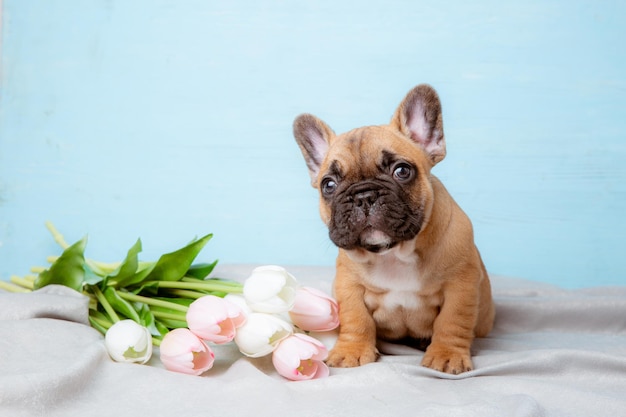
[354,190,378,209]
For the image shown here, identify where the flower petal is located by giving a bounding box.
[187,295,238,343]
[289,287,339,332]
[243,265,298,313]
[224,294,252,317]
[160,328,214,375]
[223,297,247,328]
[105,320,153,364]
[272,334,330,381]
[313,361,330,379]
[234,313,293,357]
[293,333,328,361]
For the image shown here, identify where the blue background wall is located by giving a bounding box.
[1,0,625,288]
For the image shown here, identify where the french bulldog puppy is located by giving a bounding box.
[293,84,495,374]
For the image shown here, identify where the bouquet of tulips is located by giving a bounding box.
[2,223,339,381]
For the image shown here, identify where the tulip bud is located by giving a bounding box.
[234,313,293,358]
[159,328,215,376]
[186,295,246,344]
[272,333,329,381]
[243,265,298,314]
[105,319,153,364]
[289,287,339,332]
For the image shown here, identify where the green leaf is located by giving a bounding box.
[133,281,159,296]
[34,236,88,291]
[114,262,156,289]
[84,264,103,286]
[103,287,141,322]
[186,260,219,279]
[122,233,213,287]
[146,233,213,282]
[106,239,142,287]
[154,320,170,336]
[137,303,161,337]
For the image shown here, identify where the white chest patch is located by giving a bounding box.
[360,246,423,311]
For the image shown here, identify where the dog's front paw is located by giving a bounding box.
[421,345,473,374]
[326,340,379,368]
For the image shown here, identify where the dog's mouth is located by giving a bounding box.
[358,228,398,253]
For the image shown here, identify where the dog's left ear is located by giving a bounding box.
[293,113,336,187]
[391,84,446,165]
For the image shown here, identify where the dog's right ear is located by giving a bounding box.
[293,113,335,187]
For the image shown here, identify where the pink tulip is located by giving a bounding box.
[186,295,246,344]
[288,287,339,332]
[272,333,329,381]
[159,328,215,376]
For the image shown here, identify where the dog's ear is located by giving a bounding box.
[293,113,335,186]
[391,84,446,165]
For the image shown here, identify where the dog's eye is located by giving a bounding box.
[392,163,413,182]
[321,178,338,196]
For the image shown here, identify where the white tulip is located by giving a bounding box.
[105,319,153,364]
[234,313,293,358]
[224,293,253,317]
[243,265,298,313]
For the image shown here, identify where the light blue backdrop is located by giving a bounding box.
[1,0,625,288]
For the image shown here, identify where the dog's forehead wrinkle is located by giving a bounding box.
[328,160,343,178]
[341,126,380,149]
[380,150,400,170]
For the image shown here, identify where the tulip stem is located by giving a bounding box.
[151,310,187,322]
[92,286,121,323]
[165,289,210,299]
[147,279,243,294]
[0,280,31,293]
[45,221,70,249]
[182,277,243,287]
[117,291,189,313]
[10,275,35,290]
[89,314,113,334]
